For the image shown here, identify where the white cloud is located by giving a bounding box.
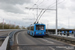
[0,0,31,5]
[0,0,75,28]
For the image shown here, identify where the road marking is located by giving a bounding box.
[17,46,20,50]
[16,33,19,44]
[56,46,74,49]
[49,47,55,50]
[16,33,20,50]
[41,39,54,44]
[65,46,74,49]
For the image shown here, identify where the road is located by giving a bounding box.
[16,31,75,50]
[0,29,22,46]
[0,29,15,46]
[0,29,21,36]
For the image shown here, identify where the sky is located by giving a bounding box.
[0,0,75,29]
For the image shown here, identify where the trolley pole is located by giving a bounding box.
[56,0,58,35]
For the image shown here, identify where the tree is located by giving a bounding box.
[15,25,20,29]
[21,26,25,29]
[61,27,65,29]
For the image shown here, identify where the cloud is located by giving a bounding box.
[0,0,75,29]
[71,0,75,2]
[0,3,25,14]
[0,0,31,5]
[0,0,31,14]
[68,2,75,12]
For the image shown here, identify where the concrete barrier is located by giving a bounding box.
[0,29,27,50]
[0,36,9,50]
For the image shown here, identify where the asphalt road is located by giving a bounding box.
[0,29,21,36]
[0,29,22,46]
[16,31,75,50]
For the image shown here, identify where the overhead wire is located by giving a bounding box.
[30,0,39,10]
[37,0,64,22]
[32,0,45,23]
[25,0,44,24]
[58,0,65,4]
[35,0,45,23]
[36,1,57,22]
[35,9,44,23]
[26,0,64,24]
[25,0,39,22]
[27,0,39,12]
[38,0,45,6]
[28,0,64,23]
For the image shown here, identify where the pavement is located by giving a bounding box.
[15,31,75,50]
[47,32,75,38]
[55,34,75,38]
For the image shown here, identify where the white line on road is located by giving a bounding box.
[41,39,54,44]
[56,46,74,50]
[16,33,20,50]
[16,33,19,44]
[49,47,55,50]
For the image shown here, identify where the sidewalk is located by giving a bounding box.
[55,34,75,38]
[47,33,75,38]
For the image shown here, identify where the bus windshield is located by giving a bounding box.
[36,25,44,30]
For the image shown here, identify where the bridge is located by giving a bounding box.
[0,29,75,50]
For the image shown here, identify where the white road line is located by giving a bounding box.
[49,47,55,50]
[56,46,74,50]
[41,39,54,44]
[16,33,20,50]
[16,33,19,44]
[17,47,20,50]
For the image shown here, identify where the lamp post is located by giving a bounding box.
[56,0,58,35]
[34,4,39,23]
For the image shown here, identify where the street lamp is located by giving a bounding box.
[56,0,58,35]
[34,4,39,23]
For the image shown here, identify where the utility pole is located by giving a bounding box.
[56,0,58,35]
[34,4,38,23]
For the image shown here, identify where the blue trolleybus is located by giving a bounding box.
[27,23,46,36]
